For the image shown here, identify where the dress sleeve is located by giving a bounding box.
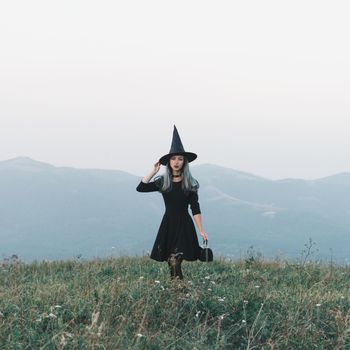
[136,180,159,192]
[188,190,201,215]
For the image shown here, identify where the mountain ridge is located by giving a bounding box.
[1,156,350,263]
[2,157,349,183]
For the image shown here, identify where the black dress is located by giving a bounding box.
[136,179,202,262]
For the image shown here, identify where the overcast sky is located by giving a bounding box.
[1,0,349,180]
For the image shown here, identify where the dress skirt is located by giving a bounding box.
[150,211,202,261]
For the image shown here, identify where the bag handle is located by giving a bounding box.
[202,239,209,247]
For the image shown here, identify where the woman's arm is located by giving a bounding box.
[142,161,160,184]
[193,214,208,241]
[136,161,161,192]
[136,180,159,192]
[189,190,209,241]
[142,161,160,183]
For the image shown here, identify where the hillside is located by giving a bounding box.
[1,157,350,262]
[1,254,349,349]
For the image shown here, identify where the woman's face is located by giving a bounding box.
[169,155,184,172]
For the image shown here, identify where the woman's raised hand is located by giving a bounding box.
[142,161,161,183]
[151,161,161,175]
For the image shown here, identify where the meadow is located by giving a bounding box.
[1,247,350,349]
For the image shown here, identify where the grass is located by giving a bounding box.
[1,252,350,349]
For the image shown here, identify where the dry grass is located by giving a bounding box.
[0,254,350,349]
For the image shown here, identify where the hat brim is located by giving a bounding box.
[159,152,197,166]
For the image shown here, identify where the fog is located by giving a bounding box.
[1,0,349,179]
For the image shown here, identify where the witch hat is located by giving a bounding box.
[159,125,197,165]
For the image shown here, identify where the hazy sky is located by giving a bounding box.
[1,0,349,180]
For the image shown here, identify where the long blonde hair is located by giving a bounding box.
[154,157,199,194]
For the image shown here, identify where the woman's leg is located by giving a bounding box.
[167,252,184,280]
[175,256,183,280]
[167,259,175,278]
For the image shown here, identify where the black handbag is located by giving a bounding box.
[199,239,213,262]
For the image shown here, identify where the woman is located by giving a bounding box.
[136,125,208,280]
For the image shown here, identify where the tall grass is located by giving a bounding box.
[1,252,350,349]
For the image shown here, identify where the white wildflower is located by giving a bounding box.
[205,276,210,279]
[242,319,246,323]
[316,303,321,307]
[97,322,104,337]
[255,285,260,288]
[59,334,67,347]
[55,305,62,309]
[195,311,201,318]
[210,281,216,285]
[243,300,248,304]
[136,333,144,338]
[139,276,144,280]
[207,288,212,291]
[91,311,99,325]
[154,280,160,284]
[48,313,57,319]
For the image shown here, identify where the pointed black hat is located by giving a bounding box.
[159,125,197,165]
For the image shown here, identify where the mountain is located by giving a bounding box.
[1,158,349,263]
[191,164,350,261]
[316,172,350,186]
